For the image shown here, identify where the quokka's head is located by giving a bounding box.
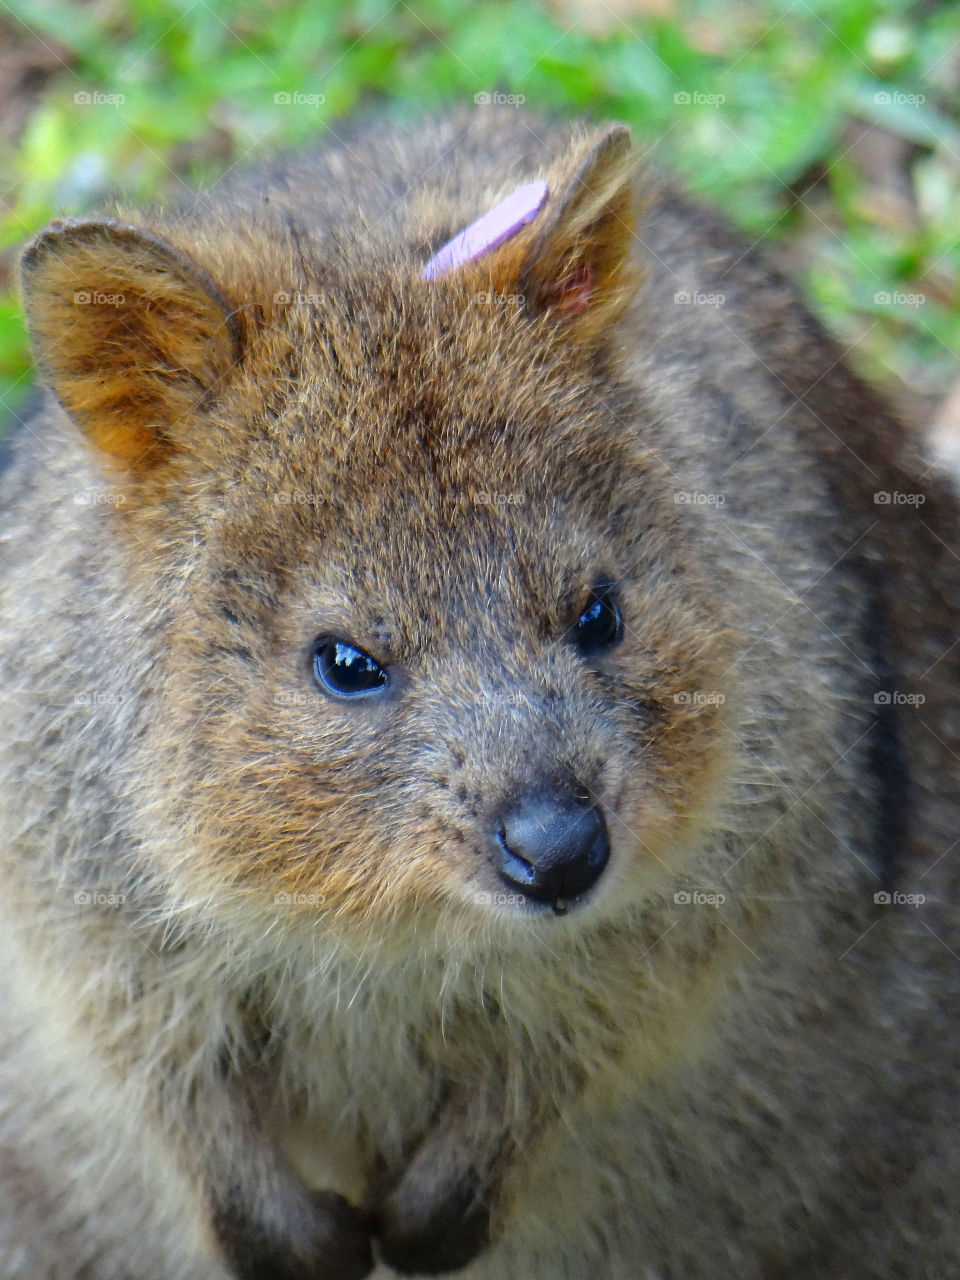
[20,121,735,944]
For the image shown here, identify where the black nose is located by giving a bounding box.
[494,791,610,906]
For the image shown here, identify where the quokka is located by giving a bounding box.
[1,106,958,1279]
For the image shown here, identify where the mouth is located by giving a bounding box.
[502,890,576,917]
[483,859,599,918]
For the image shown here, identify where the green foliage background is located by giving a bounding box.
[1,0,958,418]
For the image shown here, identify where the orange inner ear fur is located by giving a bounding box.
[20,218,243,472]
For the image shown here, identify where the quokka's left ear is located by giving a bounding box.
[518,123,637,338]
[424,123,638,354]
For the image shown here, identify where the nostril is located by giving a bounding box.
[495,829,538,887]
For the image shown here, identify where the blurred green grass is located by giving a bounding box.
[1,0,958,420]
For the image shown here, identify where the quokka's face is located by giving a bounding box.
[19,120,736,939]
[169,281,736,937]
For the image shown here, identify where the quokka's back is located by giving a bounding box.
[0,107,958,1280]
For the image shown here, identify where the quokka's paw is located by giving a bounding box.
[374,1166,492,1275]
[214,1186,374,1280]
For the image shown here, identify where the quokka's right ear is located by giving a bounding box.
[20,218,243,473]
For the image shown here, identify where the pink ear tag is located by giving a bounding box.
[421,179,549,281]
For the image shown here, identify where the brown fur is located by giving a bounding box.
[0,107,958,1279]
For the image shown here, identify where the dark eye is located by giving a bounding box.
[313,637,388,698]
[573,591,623,653]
